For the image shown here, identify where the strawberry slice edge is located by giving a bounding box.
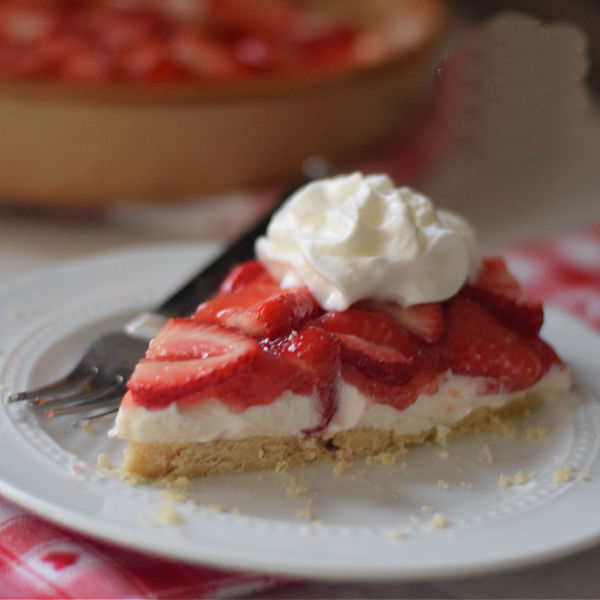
[128,321,260,407]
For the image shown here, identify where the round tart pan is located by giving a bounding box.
[0,0,449,206]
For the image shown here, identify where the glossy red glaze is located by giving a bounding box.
[195,273,322,338]
[128,259,562,423]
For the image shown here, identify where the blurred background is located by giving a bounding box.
[0,0,598,276]
[458,0,600,94]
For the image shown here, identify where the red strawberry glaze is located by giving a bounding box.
[356,300,445,343]
[128,348,299,411]
[194,270,322,338]
[278,326,340,433]
[125,258,563,430]
[217,260,269,296]
[342,364,445,412]
[336,291,559,408]
[127,320,261,407]
[443,293,559,393]
[206,0,301,41]
[464,257,544,336]
[315,309,415,385]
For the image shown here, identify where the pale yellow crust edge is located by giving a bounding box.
[123,435,330,479]
[121,392,542,479]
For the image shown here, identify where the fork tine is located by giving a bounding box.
[34,374,122,408]
[43,382,125,417]
[37,379,124,413]
[74,406,120,428]
[47,397,121,418]
[7,365,96,403]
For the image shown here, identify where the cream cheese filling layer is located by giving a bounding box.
[351,366,571,441]
[110,366,570,444]
[110,391,322,443]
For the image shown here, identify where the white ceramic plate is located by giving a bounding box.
[1,244,599,581]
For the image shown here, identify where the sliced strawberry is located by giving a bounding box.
[475,257,522,300]
[358,300,444,343]
[169,30,246,80]
[315,309,415,385]
[88,7,158,53]
[195,281,322,338]
[145,318,235,360]
[156,1,207,24]
[217,260,270,296]
[185,349,304,411]
[128,320,260,406]
[118,38,167,79]
[297,25,358,72]
[529,336,563,370]
[206,0,301,41]
[467,257,543,335]
[58,48,112,82]
[142,58,189,82]
[0,43,51,77]
[445,295,544,391]
[278,326,340,433]
[233,36,288,73]
[0,2,57,45]
[32,31,88,74]
[336,333,413,385]
[249,288,322,337]
[195,275,279,327]
[342,364,444,411]
[386,303,444,343]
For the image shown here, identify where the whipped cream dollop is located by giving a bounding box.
[256,173,480,311]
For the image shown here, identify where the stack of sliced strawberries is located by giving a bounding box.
[0,0,374,83]
[127,257,561,434]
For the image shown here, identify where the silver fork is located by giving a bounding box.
[6,198,281,424]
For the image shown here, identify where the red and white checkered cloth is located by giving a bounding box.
[503,224,600,332]
[0,500,281,598]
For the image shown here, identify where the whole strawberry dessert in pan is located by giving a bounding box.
[0,1,449,204]
[110,173,571,478]
[0,0,433,83]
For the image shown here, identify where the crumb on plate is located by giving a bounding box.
[295,499,313,521]
[428,513,448,530]
[499,473,511,488]
[478,444,494,465]
[374,452,397,466]
[96,453,114,471]
[285,476,309,497]
[525,425,550,439]
[513,470,534,485]
[554,465,575,483]
[388,527,406,539]
[333,458,353,476]
[155,501,185,526]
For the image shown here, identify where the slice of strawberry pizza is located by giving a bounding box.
[111,256,569,478]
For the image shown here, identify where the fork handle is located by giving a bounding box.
[154,209,271,319]
[124,210,272,340]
